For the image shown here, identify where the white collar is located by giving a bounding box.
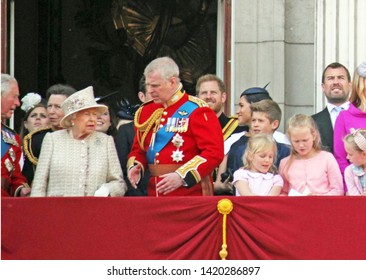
[246,170,274,179]
[327,101,350,113]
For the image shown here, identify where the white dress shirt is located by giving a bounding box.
[327,101,350,128]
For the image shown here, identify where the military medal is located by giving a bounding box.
[171,133,185,162]
[172,133,184,148]
[9,148,16,162]
[177,118,189,133]
[4,158,14,173]
[171,150,184,162]
[166,118,172,132]
[1,130,19,147]
[167,117,189,133]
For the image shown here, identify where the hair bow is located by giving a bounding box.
[350,128,366,151]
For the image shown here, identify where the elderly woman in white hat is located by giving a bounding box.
[31,86,127,197]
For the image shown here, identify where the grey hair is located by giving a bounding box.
[46,84,76,99]
[144,57,180,83]
[1,74,17,96]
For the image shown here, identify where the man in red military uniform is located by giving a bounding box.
[127,57,224,196]
[1,74,30,196]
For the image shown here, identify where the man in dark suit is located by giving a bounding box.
[115,76,152,196]
[312,62,351,154]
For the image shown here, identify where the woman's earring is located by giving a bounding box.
[71,122,75,126]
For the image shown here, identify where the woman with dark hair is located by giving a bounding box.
[19,93,50,139]
[95,104,118,138]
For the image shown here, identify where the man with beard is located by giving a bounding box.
[312,62,351,154]
[196,74,248,195]
[196,74,248,151]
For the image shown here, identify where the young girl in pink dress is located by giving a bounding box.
[279,114,344,196]
[233,134,283,196]
[343,129,366,195]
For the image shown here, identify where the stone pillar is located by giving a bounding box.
[315,0,366,112]
[232,0,365,130]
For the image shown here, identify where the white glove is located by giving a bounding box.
[94,185,110,197]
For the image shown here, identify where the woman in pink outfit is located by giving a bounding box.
[334,61,366,177]
[279,114,344,196]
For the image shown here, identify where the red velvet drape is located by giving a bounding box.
[2,197,366,260]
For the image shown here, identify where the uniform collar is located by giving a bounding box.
[166,83,184,107]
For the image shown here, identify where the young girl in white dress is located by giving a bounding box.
[232,134,283,196]
[343,128,366,195]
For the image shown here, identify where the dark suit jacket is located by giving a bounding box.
[22,127,53,184]
[312,108,334,154]
[115,122,148,196]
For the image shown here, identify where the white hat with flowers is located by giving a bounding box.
[60,86,107,128]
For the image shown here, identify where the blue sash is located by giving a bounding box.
[1,128,11,158]
[147,101,198,163]
[1,138,10,158]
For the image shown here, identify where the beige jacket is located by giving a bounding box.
[31,130,126,197]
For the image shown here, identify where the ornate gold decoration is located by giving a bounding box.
[23,126,51,165]
[188,95,208,108]
[217,198,233,260]
[134,106,164,151]
[176,156,206,183]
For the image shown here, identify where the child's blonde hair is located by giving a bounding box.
[242,133,277,173]
[287,114,322,153]
[343,129,366,152]
[283,114,322,180]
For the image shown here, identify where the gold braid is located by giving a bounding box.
[134,107,164,151]
[23,126,51,165]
